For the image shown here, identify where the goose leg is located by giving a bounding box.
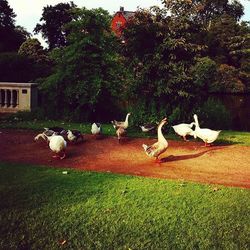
[155,157,161,164]
[202,142,211,147]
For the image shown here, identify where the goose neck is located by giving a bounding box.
[158,122,167,143]
[124,114,130,125]
[194,116,200,131]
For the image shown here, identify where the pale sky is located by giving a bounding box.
[8,0,250,47]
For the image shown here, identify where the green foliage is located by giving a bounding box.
[2,108,48,122]
[18,38,49,63]
[34,2,77,50]
[0,52,35,82]
[17,38,52,80]
[40,8,125,121]
[162,0,244,25]
[129,99,167,126]
[122,7,206,124]
[0,0,29,52]
[207,14,247,65]
[191,57,217,94]
[1,163,250,249]
[195,97,232,129]
[0,0,16,28]
[215,64,246,93]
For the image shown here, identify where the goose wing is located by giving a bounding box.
[49,136,67,153]
[197,128,221,143]
[172,124,194,136]
[143,141,163,157]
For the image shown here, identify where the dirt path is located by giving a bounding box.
[0,129,249,188]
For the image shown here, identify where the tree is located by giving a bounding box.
[18,38,49,63]
[18,38,51,79]
[161,0,244,28]
[0,0,16,28]
[41,8,125,121]
[191,57,217,93]
[206,14,246,64]
[216,64,245,93]
[205,14,250,92]
[34,2,77,50]
[122,7,206,124]
[0,0,29,52]
[0,52,36,82]
[228,21,250,70]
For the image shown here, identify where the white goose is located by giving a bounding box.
[172,122,195,141]
[142,118,168,163]
[111,113,131,129]
[45,133,67,159]
[91,123,102,135]
[193,114,221,146]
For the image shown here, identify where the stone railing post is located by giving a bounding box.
[10,89,13,107]
[3,89,6,107]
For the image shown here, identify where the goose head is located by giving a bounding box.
[159,117,168,126]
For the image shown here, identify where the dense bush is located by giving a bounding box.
[0,52,34,82]
[195,97,232,130]
[191,57,217,94]
[40,8,126,122]
[215,64,246,93]
[129,99,167,126]
[0,52,50,82]
[2,108,48,122]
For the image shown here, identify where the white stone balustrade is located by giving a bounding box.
[0,82,38,113]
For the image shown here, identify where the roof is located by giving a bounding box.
[114,7,135,21]
[122,11,135,20]
[0,82,38,88]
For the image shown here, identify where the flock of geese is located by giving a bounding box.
[34,113,221,162]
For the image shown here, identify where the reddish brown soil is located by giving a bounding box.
[0,129,249,188]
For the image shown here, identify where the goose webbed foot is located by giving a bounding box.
[155,158,162,164]
[201,142,212,147]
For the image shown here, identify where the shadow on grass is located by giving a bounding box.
[215,139,243,146]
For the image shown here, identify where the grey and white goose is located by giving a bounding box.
[111,113,131,129]
[142,118,168,163]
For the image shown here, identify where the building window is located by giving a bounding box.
[22,89,27,94]
[116,21,122,28]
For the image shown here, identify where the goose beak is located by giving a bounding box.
[162,117,168,123]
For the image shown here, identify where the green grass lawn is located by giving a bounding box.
[0,163,249,249]
[1,118,250,146]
